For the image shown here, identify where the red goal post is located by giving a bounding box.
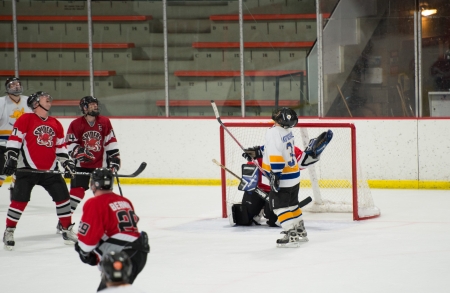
[219,122,380,221]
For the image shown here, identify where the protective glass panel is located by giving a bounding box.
[91,1,160,116]
[320,0,416,117]
[422,0,450,117]
[241,0,317,117]
[0,1,92,116]
[166,0,242,117]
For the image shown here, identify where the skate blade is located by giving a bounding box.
[4,244,13,251]
[64,239,76,245]
[277,242,301,248]
[56,230,62,234]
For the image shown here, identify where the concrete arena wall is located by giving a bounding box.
[58,118,450,189]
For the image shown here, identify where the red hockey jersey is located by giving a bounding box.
[6,113,69,170]
[65,115,119,168]
[77,192,141,258]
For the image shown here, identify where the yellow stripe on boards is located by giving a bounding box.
[1,178,445,189]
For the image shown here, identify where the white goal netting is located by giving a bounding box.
[219,122,380,220]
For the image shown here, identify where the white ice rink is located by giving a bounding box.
[0,185,449,293]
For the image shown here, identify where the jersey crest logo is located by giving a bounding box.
[10,107,25,119]
[82,130,102,152]
[34,125,55,147]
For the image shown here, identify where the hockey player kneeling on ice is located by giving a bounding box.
[262,107,332,248]
[75,168,150,292]
[230,163,279,227]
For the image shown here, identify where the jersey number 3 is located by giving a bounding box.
[286,142,296,167]
[117,210,139,233]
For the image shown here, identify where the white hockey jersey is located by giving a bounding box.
[0,95,31,146]
[261,125,300,188]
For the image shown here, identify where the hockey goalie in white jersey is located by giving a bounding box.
[260,107,332,248]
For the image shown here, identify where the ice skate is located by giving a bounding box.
[56,221,63,234]
[62,223,78,245]
[276,229,301,248]
[3,227,15,251]
[296,220,309,242]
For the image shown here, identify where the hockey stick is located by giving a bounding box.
[212,159,312,208]
[211,100,269,179]
[115,171,123,196]
[16,162,147,178]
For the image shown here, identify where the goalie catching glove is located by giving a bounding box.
[71,145,95,162]
[242,146,263,162]
[305,129,333,159]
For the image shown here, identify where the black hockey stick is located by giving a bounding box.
[211,100,269,179]
[115,171,124,196]
[16,162,147,178]
[212,159,312,208]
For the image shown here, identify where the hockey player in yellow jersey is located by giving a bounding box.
[0,77,32,193]
[262,108,332,247]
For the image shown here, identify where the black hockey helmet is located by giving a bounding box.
[27,91,52,110]
[5,77,23,95]
[79,96,99,116]
[90,168,114,190]
[271,107,298,128]
[100,251,133,284]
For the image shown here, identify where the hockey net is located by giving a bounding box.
[219,122,380,221]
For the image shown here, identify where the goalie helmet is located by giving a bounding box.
[90,168,114,190]
[5,77,23,95]
[271,107,298,129]
[100,251,132,284]
[79,95,100,116]
[27,91,52,110]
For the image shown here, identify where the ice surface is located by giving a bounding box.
[0,185,449,293]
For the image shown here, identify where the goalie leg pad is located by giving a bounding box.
[231,204,252,226]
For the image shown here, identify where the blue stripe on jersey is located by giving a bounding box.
[270,163,285,170]
[281,172,300,180]
[0,136,9,140]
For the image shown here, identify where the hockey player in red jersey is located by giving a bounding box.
[59,96,121,233]
[75,168,149,292]
[1,91,78,250]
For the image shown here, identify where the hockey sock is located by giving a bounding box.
[55,199,72,229]
[274,205,302,231]
[69,187,85,214]
[6,200,28,228]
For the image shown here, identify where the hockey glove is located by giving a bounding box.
[304,129,333,159]
[108,155,121,172]
[75,242,98,266]
[62,159,76,179]
[3,150,18,176]
[71,145,95,162]
[242,146,263,161]
[269,171,281,193]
